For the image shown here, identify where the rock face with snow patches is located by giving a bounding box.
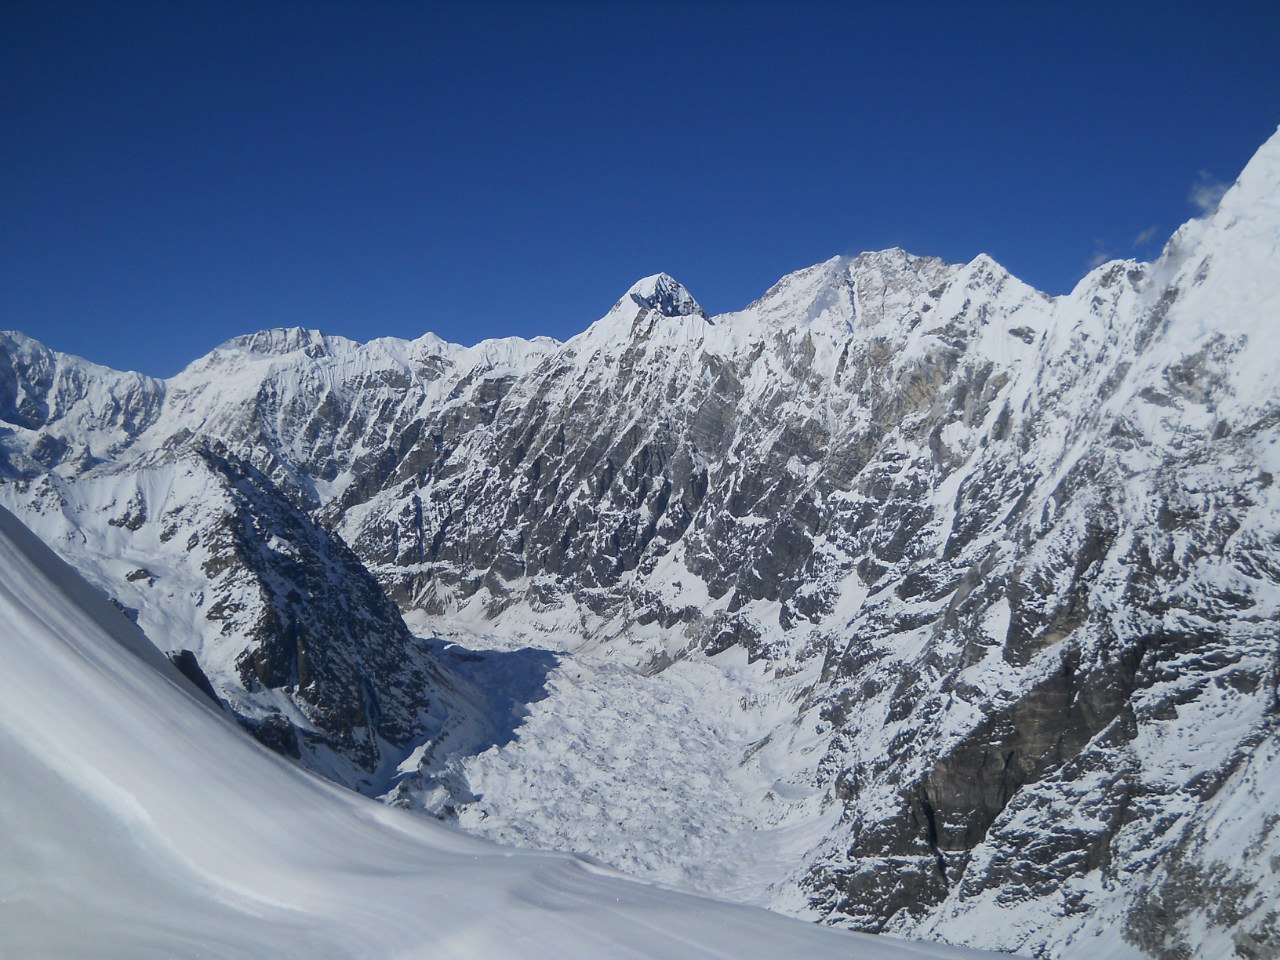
[0,342,489,790]
[3,127,1280,958]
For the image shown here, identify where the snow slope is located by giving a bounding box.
[0,504,992,960]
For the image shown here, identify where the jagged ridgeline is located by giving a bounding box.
[2,126,1279,958]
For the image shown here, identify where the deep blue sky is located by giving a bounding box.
[4,1,1279,376]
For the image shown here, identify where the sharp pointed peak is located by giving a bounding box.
[620,273,705,319]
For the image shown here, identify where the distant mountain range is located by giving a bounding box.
[2,125,1278,959]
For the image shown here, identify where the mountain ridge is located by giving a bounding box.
[2,124,1278,958]
[0,248,1033,375]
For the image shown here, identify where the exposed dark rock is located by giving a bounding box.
[167,649,223,707]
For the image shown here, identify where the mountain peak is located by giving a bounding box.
[1213,123,1280,221]
[230,327,330,356]
[622,273,705,319]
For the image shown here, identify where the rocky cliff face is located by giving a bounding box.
[2,128,1278,958]
[0,347,493,789]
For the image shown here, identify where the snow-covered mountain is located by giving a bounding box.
[0,501,991,959]
[2,125,1278,958]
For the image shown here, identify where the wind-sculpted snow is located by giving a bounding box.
[2,126,1279,958]
[0,504,993,960]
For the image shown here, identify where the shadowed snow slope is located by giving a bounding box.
[0,505,991,960]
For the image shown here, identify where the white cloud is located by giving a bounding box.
[1133,224,1159,247]
[1189,171,1229,215]
[1087,240,1111,270]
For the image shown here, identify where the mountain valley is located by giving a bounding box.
[3,127,1279,959]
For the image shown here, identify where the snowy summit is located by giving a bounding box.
[622,272,707,318]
